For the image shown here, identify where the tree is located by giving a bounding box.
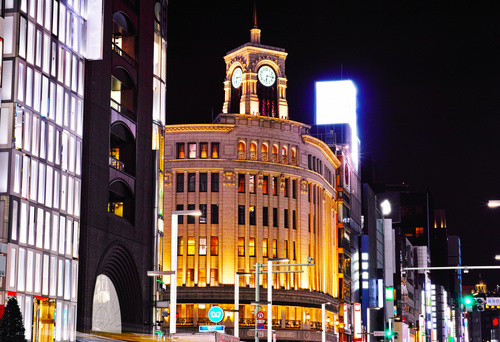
[0,297,26,342]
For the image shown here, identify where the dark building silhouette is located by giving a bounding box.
[78,0,168,333]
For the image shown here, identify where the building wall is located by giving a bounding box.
[162,114,341,337]
[0,0,96,340]
[78,0,165,334]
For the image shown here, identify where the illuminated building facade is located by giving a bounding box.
[0,0,103,340]
[78,0,167,334]
[162,24,341,341]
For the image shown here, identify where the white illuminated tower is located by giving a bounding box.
[0,1,103,341]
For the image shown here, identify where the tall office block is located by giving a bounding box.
[78,0,167,334]
[0,0,103,340]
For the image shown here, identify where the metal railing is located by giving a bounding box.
[109,156,125,171]
[110,98,135,120]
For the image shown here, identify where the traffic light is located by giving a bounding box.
[463,295,473,306]
[385,330,394,338]
[393,332,399,339]
[492,317,500,328]
[476,297,486,311]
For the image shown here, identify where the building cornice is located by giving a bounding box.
[165,124,235,133]
[302,135,342,169]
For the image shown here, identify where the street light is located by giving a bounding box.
[170,209,201,335]
[322,302,331,342]
[267,258,288,342]
[235,272,252,338]
[488,200,500,208]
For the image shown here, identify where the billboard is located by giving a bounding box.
[315,80,356,126]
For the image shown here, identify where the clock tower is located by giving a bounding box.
[222,15,289,119]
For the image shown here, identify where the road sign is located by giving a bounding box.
[256,311,265,319]
[199,325,225,332]
[373,331,385,337]
[256,319,265,324]
[208,306,224,323]
[257,323,265,330]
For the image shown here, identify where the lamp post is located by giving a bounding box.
[235,272,252,338]
[322,302,331,342]
[268,258,288,342]
[488,200,500,208]
[170,209,201,335]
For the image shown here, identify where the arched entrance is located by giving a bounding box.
[92,274,122,333]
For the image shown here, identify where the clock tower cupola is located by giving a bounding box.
[222,10,288,119]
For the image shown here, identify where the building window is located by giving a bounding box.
[250,142,257,160]
[237,141,245,159]
[249,206,256,225]
[263,176,269,195]
[187,236,195,255]
[200,143,208,158]
[177,204,184,224]
[263,207,269,226]
[199,173,207,192]
[273,208,278,227]
[178,237,183,256]
[284,209,289,228]
[284,240,289,259]
[211,204,219,224]
[211,237,219,256]
[176,173,184,192]
[261,143,268,162]
[272,239,277,258]
[238,205,245,225]
[176,143,185,159]
[292,210,297,229]
[272,177,278,196]
[416,227,424,237]
[199,237,207,256]
[199,204,207,224]
[210,268,219,286]
[292,179,297,199]
[284,178,289,197]
[187,204,195,224]
[238,237,245,256]
[211,173,219,192]
[263,238,269,258]
[247,238,255,257]
[249,174,256,193]
[188,143,197,158]
[188,173,196,192]
[293,241,297,260]
[211,143,219,158]
[238,174,245,193]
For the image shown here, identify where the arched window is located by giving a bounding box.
[108,180,135,223]
[291,148,297,166]
[282,146,288,165]
[250,142,257,160]
[272,144,279,163]
[261,144,269,162]
[111,67,136,120]
[238,141,246,160]
[112,12,136,61]
[110,123,136,176]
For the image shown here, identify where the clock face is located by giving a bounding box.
[231,67,243,88]
[258,65,276,87]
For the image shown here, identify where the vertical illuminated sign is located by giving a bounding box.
[354,303,362,339]
[0,38,3,86]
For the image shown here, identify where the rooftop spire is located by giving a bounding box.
[250,0,261,43]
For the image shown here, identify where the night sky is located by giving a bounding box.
[166,1,500,287]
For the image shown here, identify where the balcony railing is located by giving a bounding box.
[272,153,279,163]
[110,98,135,121]
[291,157,297,166]
[109,156,125,171]
[237,150,246,160]
[112,43,137,67]
[261,152,269,162]
[249,151,257,161]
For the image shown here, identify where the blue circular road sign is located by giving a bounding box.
[208,306,224,323]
